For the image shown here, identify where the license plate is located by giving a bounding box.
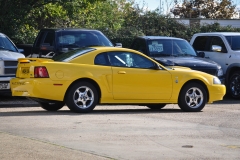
[21,67,30,74]
[0,83,10,90]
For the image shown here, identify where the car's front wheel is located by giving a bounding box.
[146,104,166,110]
[178,82,207,112]
[66,82,98,113]
[229,71,240,99]
[39,102,65,111]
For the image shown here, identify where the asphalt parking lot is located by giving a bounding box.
[0,95,240,160]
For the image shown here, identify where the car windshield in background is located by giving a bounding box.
[56,31,114,48]
[147,39,197,57]
[0,34,18,52]
[225,36,240,50]
[52,48,95,62]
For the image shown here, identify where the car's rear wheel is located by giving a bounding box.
[178,82,207,112]
[146,104,166,110]
[66,82,98,113]
[229,71,240,99]
[39,102,65,111]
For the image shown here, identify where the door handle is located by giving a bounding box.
[118,71,126,74]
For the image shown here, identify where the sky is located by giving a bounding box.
[133,0,240,14]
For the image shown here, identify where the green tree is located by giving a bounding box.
[0,0,106,43]
[173,0,236,18]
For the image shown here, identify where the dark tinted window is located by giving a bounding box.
[192,36,208,51]
[94,53,110,66]
[35,32,45,47]
[226,36,240,50]
[43,32,54,46]
[131,38,147,54]
[52,48,95,62]
[56,31,113,48]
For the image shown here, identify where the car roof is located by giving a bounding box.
[0,32,6,37]
[40,28,101,32]
[92,46,140,52]
[193,32,240,36]
[137,36,184,40]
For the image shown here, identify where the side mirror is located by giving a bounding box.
[211,45,222,52]
[197,51,205,58]
[115,43,122,48]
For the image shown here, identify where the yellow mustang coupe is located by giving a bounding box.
[10,47,226,113]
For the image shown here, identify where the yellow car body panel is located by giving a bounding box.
[10,47,226,106]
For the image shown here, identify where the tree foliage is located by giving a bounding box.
[173,0,236,18]
[0,0,106,43]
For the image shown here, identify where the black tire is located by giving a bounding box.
[146,104,166,110]
[178,82,207,112]
[39,102,65,111]
[229,71,240,99]
[65,82,98,113]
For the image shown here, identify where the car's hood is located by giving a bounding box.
[0,50,25,59]
[153,56,220,68]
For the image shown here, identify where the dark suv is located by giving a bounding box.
[130,36,224,83]
[30,28,119,58]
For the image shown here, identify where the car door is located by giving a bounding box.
[108,51,172,100]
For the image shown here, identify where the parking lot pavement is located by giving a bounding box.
[1,99,240,160]
[0,132,110,160]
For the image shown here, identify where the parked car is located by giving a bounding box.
[0,32,25,95]
[190,32,240,99]
[10,47,225,113]
[129,36,224,83]
[29,28,121,58]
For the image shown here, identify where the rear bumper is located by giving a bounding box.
[10,78,69,101]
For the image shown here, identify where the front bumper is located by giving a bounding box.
[208,84,226,103]
[0,76,14,95]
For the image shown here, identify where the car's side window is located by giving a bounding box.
[192,36,208,51]
[94,52,110,66]
[209,36,227,52]
[131,39,147,54]
[35,32,45,48]
[108,52,156,69]
[43,32,54,46]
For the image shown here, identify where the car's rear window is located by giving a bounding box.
[52,48,95,62]
[56,30,113,47]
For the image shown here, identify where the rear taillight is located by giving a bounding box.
[34,66,49,78]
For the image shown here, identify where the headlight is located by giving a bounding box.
[213,77,221,84]
[217,68,223,77]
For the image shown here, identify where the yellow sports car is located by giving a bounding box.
[10,47,226,113]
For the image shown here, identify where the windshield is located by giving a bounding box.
[226,36,240,50]
[52,48,95,62]
[147,39,197,57]
[56,30,114,48]
[0,34,18,52]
